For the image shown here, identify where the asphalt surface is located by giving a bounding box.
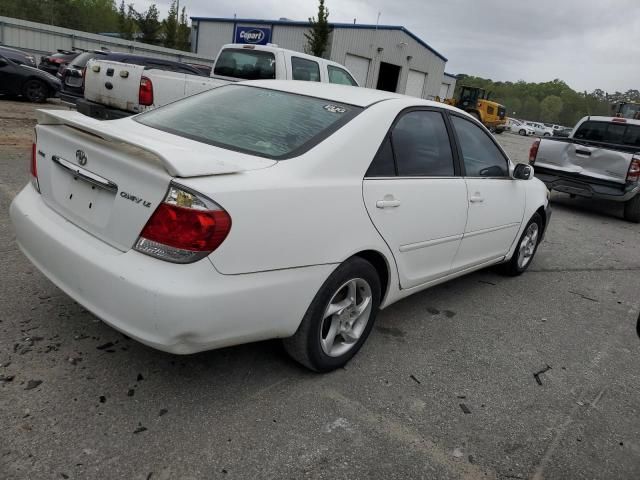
[1,102,639,480]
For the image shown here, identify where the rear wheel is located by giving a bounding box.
[543,132,551,137]
[283,257,381,372]
[624,195,640,223]
[502,213,542,276]
[23,80,48,103]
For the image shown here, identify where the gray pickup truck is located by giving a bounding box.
[529,116,640,222]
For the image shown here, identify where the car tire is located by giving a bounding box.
[543,133,551,137]
[283,257,381,372]
[502,213,543,276]
[623,195,640,223]
[23,79,48,103]
[519,129,526,136]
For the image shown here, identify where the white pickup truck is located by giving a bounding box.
[529,115,640,222]
[77,43,359,120]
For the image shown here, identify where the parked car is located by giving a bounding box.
[78,43,359,120]
[552,126,572,137]
[530,116,640,222]
[0,46,60,102]
[38,49,81,76]
[524,121,554,137]
[506,119,535,136]
[58,50,111,105]
[11,81,550,371]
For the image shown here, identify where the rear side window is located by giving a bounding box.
[135,85,361,159]
[392,111,455,176]
[366,137,395,177]
[213,49,275,80]
[291,57,320,82]
[575,120,640,146]
[328,66,358,86]
[451,115,508,177]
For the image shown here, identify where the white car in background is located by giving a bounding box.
[506,119,535,136]
[524,121,554,136]
[10,81,551,372]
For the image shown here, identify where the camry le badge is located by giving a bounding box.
[76,150,87,166]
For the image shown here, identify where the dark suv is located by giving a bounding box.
[0,45,60,102]
[63,52,206,107]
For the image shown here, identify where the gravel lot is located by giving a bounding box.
[1,100,639,480]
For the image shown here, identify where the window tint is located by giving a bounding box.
[451,116,508,177]
[391,111,454,177]
[366,137,395,177]
[328,66,358,86]
[136,85,361,159]
[291,57,320,82]
[622,125,640,148]
[574,121,607,141]
[574,121,640,146]
[213,49,275,80]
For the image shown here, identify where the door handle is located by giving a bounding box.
[575,149,592,156]
[376,199,401,208]
[469,195,484,204]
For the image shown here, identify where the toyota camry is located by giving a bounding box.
[10,81,551,371]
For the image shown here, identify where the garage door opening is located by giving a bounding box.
[376,62,401,93]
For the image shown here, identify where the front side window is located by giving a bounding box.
[391,111,455,177]
[328,66,358,86]
[213,49,275,80]
[291,57,320,82]
[135,85,361,159]
[451,115,508,177]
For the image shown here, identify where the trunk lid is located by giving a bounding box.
[84,60,145,113]
[35,110,275,251]
[536,139,634,185]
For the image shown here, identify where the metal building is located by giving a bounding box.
[190,17,456,100]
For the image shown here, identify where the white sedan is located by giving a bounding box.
[10,81,551,372]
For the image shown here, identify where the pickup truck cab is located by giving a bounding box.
[78,44,359,120]
[530,116,640,222]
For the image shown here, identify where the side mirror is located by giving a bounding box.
[513,163,533,180]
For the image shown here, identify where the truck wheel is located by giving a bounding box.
[623,195,640,223]
[283,257,381,372]
[23,80,48,103]
[501,213,543,276]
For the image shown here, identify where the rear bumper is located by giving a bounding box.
[76,98,132,120]
[10,186,333,354]
[535,167,639,202]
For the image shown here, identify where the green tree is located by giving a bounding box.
[130,4,161,44]
[162,1,178,49]
[521,96,540,120]
[117,1,136,40]
[176,6,191,51]
[540,95,563,123]
[304,0,331,57]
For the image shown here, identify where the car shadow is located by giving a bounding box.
[549,192,627,222]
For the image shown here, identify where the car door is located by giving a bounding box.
[449,114,525,271]
[0,56,21,94]
[363,109,468,289]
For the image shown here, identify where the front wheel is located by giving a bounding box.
[23,79,48,103]
[519,129,527,136]
[502,213,543,276]
[624,195,640,223]
[283,257,381,372]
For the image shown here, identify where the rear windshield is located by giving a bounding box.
[135,85,361,159]
[213,49,275,80]
[574,120,640,147]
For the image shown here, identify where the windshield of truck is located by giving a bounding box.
[135,85,362,159]
[213,48,276,80]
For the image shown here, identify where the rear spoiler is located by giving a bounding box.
[36,109,275,177]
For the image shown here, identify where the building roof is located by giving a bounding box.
[190,17,447,62]
[444,72,458,78]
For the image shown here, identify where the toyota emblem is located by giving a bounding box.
[76,150,87,166]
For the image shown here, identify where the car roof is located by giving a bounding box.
[0,45,29,59]
[239,80,454,109]
[584,116,640,126]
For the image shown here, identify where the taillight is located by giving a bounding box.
[529,138,540,165]
[134,184,231,263]
[139,76,154,106]
[30,133,40,193]
[627,157,640,183]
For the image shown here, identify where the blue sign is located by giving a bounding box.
[235,26,271,45]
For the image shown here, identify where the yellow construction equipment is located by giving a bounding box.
[442,86,507,132]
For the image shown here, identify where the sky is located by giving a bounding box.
[130,0,640,93]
